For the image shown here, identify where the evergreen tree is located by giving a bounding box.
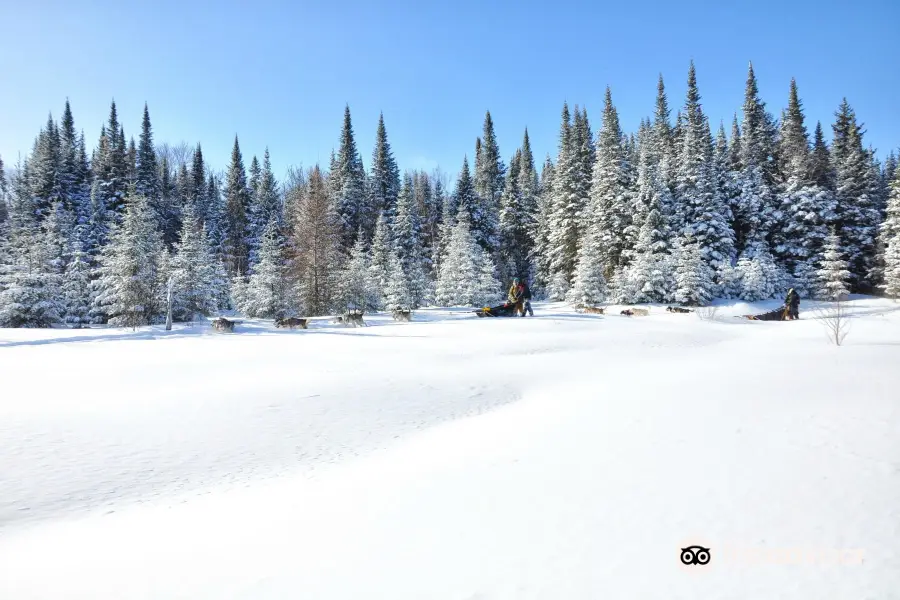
[517,130,539,260]
[809,122,834,189]
[652,74,675,189]
[223,136,251,275]
[453,155,494,252]
[673,64,734,269]
[368,211,393,309]
[248,148,281,268]
[435,212,481,306]
[369,113,401,223]
[135,104,160,201]
[734,64,778,252]
[333,106,367,246]
[817,229,852,300]
[340,231,376,311]
[170,203,222,320]
[531,156,555,295]
[242,218,288,319]
[499,149,525,282]
[547,103,580,297]
[883,234,900,299]
[587,88,632,275]
[674,235,715,306]
[736,243,783,301]
[474,244,501,306]
[774,81,836,293]
[384,250,412,311]
[188,144,208,222]
[473,111,504,255]
[27,114,62,220]
[572,106,596,233]
[831,99,881,290]
[0,156,7,225]
[93,101,129,218]
[0,221,63,327]
[879,167,900,297]
[566,224,607,307]
[126,138,137,186]
[93,195,166,328]
[62,243,92,327]
[392,174,428,306]
[58,101,90,217]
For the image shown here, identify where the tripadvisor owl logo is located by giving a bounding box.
[680,545,711,566]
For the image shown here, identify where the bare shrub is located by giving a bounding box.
[696,306,719,321]
[814,298,851,346]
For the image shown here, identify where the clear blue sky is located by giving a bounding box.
[1,0,898,183]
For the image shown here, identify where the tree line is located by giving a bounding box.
[1,61,899,328]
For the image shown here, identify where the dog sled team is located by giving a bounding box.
[211,282,804,332]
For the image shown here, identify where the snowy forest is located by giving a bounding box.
[1,61,899,328]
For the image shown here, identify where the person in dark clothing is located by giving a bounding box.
[785,288,800,320]
[520,279,534,317]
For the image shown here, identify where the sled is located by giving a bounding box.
[474,302,518,318]
[739,306,790,321]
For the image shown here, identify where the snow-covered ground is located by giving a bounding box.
[2,298,899,599]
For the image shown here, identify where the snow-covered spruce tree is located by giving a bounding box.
[340,231,375,312]
[26,114,63,221]
[774,80,834,295]
[571,106,596,247]
[498,149,525,283]
[474,245,501,307]
[831,100,881,291]
[384,250,412,312]
[248,148,281,269]
[883,235,900,298]
[435,211,481,307]
[816,229,852,300]
[392,174,428,307]
[675,64,734,271]
[57,101,91,220]
[627,200,671,303]
[331,106,368,247]
[62,241,93,327]
[91,102,130,220]
[289,165,343,316]
[93,195,166,328]
[169,204,222,321]
[547,103,579,298]
[588,88,631,276]
[241,218,288,319]
[0,218,63,328]
[734,63,778,255]
[221,136,251,276]
[673,235,715,306]
[368,113,401,226]
[473,111,504,255]
[651,74,676,193]
[531,156,555,296]
[735,243,783,302]
[187,145,209,225]
[879,167,900,297]
[367,211,393,309]
[566,225,607,307]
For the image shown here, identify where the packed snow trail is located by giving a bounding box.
[2,299,899,598]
